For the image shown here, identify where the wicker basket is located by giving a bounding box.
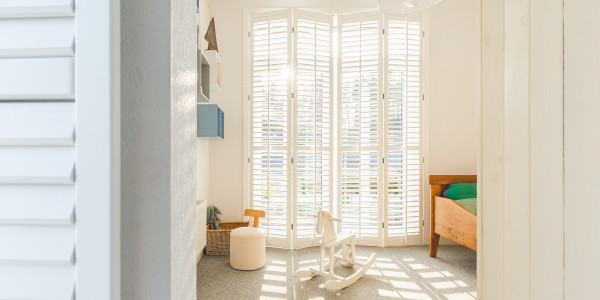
[205,222,248,255]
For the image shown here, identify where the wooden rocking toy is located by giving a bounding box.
[294,211,377,290]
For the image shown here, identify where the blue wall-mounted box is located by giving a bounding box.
[197,104,224,139]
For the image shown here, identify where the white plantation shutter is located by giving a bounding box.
[338,12,383,246]
[0,1,76,298]
[250,9,293,248]
[384,15,423,245]
[248,10,423,248]
[292,10,333,248]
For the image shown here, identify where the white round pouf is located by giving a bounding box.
[230,227,265,270]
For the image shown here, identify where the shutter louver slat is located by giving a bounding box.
[0,17,74,58]
[0,58,74,100]
[0,185,75,225]
[0,266,75,300]
[0,147,75,184]
[0,103,75,146]
[0,0,74,19]
[0,225,75,265]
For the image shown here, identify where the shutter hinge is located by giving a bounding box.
[248,95,251,101]
[383,28,385,34]
[291,157,294,163]
[422,220,425,226]
[292,92,294,98]
[422,94,425,101]
[291,224,294,230]
[248,157,250,163]
[422,157,425,164]
[383,93,385,99]
[382,157,385,164]
[382,222,385,228]
[422,31,425,37]
[248,32,251,38]
[292,27,295,33]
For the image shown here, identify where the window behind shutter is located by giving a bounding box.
[248,10,423,248]
[249,9,293,248]
[292,9,334,248]
[338,12,383,246]
[384,15,423,245]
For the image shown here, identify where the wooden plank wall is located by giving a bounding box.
[564,1,600,299]
[480,0,565,299]
[481,0,600,298]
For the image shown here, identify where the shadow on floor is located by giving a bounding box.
[197,245,476,300]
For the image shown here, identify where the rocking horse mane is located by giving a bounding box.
[316,211,332,234]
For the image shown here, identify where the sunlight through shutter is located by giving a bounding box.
[338,12,383,246]
[250,10,292,248]
[384,15,423,246]
[292,10,333,248]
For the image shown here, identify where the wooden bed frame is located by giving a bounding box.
[429,175,477,257]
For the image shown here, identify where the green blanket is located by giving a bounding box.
[455,198,477,215]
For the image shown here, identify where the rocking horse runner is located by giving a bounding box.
[294,211,377,290]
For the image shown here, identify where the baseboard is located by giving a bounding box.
[196,247,205,263]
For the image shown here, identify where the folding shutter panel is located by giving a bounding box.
[384,15,423,246]
[292,9,334,248]
[338,12,383,246]
[250,9,293,248]
[0,1,76,298]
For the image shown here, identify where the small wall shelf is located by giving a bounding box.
[197,50,210,103]
[197,104,224,139]
[202,50,222,93]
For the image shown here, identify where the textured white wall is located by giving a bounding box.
[121,0,197,299]
[170,0,198,299]
[196,0,211,204]
[121,0,171,297]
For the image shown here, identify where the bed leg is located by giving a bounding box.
[430,233,440,257]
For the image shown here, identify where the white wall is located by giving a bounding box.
[170,0,198,299]
[426,0,479,176]
[196,0,211,204]
[121,0,197,299]
[209,0,480,229]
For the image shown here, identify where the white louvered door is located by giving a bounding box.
[338,12,384,246]
[292,10,334,248]
[384,15,423,246]
[250,9,293,248]
[0,1,119,298]
[0,2,76,298]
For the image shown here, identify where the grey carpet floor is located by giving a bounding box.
[197,245,476,300]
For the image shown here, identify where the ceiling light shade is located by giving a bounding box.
[379,0,444,15]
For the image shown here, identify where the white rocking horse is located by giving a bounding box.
[294,211,377,290]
